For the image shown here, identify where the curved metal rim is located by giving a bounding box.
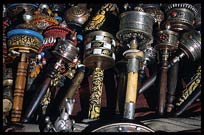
[120,11,154,21]
[7,3,38,9]
[7,29,44,43]
[85,31,115,40]
[90,122,154,132]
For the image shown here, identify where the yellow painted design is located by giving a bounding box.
[88,68,104,119]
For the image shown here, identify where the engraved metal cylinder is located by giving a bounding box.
[141,4,164,23]
[43,25,75,40]
[83,31,116,70]
[7,3,38,18]
[7,29,44,53]
[165,4,198,31]
[116,11,154,46]
[52,39,79,64]
[64,6,90,29]
[31,15,59,31]
[155,29,179,51]
[179,30,201,61]
[41,25,76,52]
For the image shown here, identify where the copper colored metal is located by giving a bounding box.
[155,28,179,116]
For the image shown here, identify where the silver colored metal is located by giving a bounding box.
[52,39,79,63]
[143,46,156,63]
[54,108,73,132]
[179,30,201,61]
[123,102,135,120]
[65,98,75,115]
[155,29,179,51]
[44,116,57,132]
[83,31,116,70]
[39,4,49,10]
[140,46,156,70]
[23,12,33,22]
[3,4,6,18]
[127,58,139,72]
[65,6,90,27]
[116,11,154,46]
[165,4,198,31]
[90,122,154,132]
[142,4,164,23]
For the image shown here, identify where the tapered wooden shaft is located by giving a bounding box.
[11,53,28,122]
[158,49,169,115]
[60,69,85,109]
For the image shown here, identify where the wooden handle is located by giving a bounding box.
[11,53,28,122]
[166,62,179,112]
[60,70,85,109]
[125,72,138,103]
[115,72,127,114]
[158,67,168,115]
[22,77,52,122]
[88,67,104,120]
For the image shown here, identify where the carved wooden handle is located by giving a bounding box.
[88,67,104,120]
[11,53,28,122]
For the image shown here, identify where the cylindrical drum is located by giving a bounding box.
[43,25,75,39]
[64,6,90,29]
[52,39,79,63]
[31,15,59,31]
[83,31,116,70]
[7,3,38,18]
[7,28,44,53]
[141,4,164,23]
[41,25,77,52]
[180,30,201,61]
[165,4,198,31]
[155,29,179,51]
[116,11,154,46]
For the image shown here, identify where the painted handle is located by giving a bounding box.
[88,67,104,120]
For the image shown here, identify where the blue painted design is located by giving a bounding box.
[77,34,83,41]
[7,3,38,9]
[40,52,45,57]
[7,29,44,43]
[55,16,63,22]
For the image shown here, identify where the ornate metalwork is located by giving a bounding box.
[116,10,154,47]
[85,3,116,31]
[7,3,38,18]
[83,31,116,70]
[165,4,198,31]
[65,6,90,28]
